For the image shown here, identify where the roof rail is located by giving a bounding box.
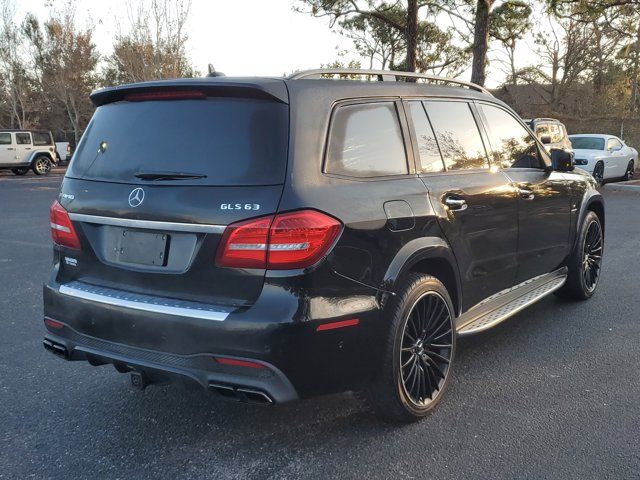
[287,68,493,96]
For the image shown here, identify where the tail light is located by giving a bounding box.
[50,200,81,250]
[216,210,342,270]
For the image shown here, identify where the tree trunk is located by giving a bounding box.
[471,0,493,86]
[404,0,418,72]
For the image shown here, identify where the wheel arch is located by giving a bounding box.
[382,237,462,317]
[27,150,55,166]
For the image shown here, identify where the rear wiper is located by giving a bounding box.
[135,171,207,181]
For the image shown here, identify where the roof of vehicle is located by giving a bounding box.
[568,133,619,139]
[527,118,562,123]
[90,69,505,108]
[0,129,52,134]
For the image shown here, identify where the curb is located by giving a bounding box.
[605,181,640,191]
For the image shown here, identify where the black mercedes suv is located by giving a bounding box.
[43,69,604,422]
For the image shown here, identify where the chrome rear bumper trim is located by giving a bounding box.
[68,213,225,234]
[59,281,231,321]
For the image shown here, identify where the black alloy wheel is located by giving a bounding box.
[399,292,454,408]
[593,162,604,186]
[582,219,603,293]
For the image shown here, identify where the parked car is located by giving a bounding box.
[0,129,57,175]
[55,141,72,165]
[569,134,638,185]
[525,118,572,152]
[43,69,604,423]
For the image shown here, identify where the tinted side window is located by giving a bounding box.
[607,138,622,150]
[549,124,563,143]
[0,133,11,145]
[424,101,489,171]
[536,124,549,136]
[407,101,444,173]
[32,132,52,146]
[480,104,542,169]
[326,102,408,177]
[15,132,31,145]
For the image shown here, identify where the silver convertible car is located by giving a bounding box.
[569,134,638,185]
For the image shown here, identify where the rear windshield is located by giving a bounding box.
[68,97,289,186]
[570,137,604,150]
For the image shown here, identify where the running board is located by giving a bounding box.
[456,268,567,336]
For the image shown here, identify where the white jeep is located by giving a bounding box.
[0,130,57,175]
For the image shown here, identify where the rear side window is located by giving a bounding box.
[407,101,445,173]
[0,133,11,145]
[15,132,31,145]
[607,138,622,150]
[325,102,408,177]
[549,124,563,143]
[479,104,542,169]
[32,132,52,146]
[424,101,489,171]
[68,98,289,186]
[536,124,549,136]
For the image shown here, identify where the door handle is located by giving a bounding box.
[7,147,14,150]
[518,187,535,200]
[25,147,31,150]
[444,197,468,211]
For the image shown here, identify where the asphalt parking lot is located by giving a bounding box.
[1,172,639,479]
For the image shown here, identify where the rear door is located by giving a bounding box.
[59,89,290,307]
[14,132,32,163]
[405,99,519,311]
[477,102,571,283]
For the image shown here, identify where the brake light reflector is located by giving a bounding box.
[50,200,81,250]
[44,317,64,329]
[215,210,342,270]
[215,357,266,369]
[124,90,206,102]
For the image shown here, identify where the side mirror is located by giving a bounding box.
[550,148,574,172]
[540,135,552,145]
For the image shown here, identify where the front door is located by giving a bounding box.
[406,100,519,311]
[477,102,571,284]
[0,132,15,165]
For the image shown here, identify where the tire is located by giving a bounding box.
[358,273,456,423]
[592,162,604,186]
[32,155,52,175]
[555,210,603,300]
[623,160,634,181]
[11,167,29,176]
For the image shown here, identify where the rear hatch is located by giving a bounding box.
[58,81,289,307]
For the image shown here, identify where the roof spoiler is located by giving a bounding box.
[90,78,288,106]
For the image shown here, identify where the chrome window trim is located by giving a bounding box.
[68,213,225,234]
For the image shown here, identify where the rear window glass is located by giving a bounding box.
[325,102,408,177]
[68,98,289,186]
[32,132,52,146]
[570,137,604,150]
[0,133,10,145]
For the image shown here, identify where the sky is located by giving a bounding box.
[13,0,540,88]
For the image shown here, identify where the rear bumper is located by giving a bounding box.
[43,270,383,401]
[43,325,297,404]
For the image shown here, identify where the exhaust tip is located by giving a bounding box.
[209,383,274,405]
[43,339,69,359]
